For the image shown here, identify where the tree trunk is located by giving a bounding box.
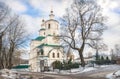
[8,51,13,69]
[0,34,4,69]
[95,49,99,60]
[8,43,14,69]
[78,42,85,67]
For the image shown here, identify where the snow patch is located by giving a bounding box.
[106,70,120,79]
[82,67,97,73]
[106,73,116,79]
[44,67,97,75]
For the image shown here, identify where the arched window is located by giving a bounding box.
[40,49,44,55]
[53,53,55,58]
[57,53,59,58]
[44,32,45,35]
[48,24,50,29]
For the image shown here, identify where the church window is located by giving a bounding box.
[53,53,55,58]
[37,51,39,55]
[53,33,55,36]
[40,49,44,55]
[48,24,50,29]
[57,53,59,58]
[57,25,58,29]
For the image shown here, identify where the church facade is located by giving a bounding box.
[29,11,64,72]
[29,10,65,72]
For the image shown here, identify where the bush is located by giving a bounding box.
[95,56,114,65]
[71,63,80,68]
[62,61,80,70]
[52,59,80,70]
[110,60,116,64]
[52,60,62,70]
[105,56,110,65]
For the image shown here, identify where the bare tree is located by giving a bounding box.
[0,2,29,69]
[12,49,26,66]
[0,2,11,69]
[110,49,116,60]
[60,0,106,67]
[89,39,107,60]
[4,15,28,68]
[114,44,120,57]
[111,44,120,60]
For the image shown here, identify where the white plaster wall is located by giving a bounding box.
[49,49,63,59]
[29,48,39,71]
[43,46,52,56]
[29,40,43,72]
[45,20,59,36]
[30,41,42,49]
[39,30,46,36]
[39,46,64,66]
[45,36,59,45]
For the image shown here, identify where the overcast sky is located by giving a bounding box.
[1,0,120,59]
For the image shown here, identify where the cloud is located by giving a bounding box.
[3,0,27,14]
[98,0,120,26]
[29,0,72,17]
[98,0,120,53]
[103,31,120,48]
[22,14,42,35]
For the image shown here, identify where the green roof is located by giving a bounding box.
[37,43,62,48]
[37,43,44,48]
[34,36,45,41]
[44,44,62,47]
[40,28,46,30]
[12,65,30,69]
[47,34,52,36]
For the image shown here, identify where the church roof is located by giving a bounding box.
[34,36,45,41]
[37,43,62,48]
[12,64,30,69]
[47,34,52,36]
[45,19,59,23]
[40,28,46,30]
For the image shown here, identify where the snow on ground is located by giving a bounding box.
[102,65,120,70]
[0,69,19,79]
[44,72,58,74]
[106,73,116,79]
[106,70,120,79]
[44,67,97,74]
[44,65,120,76]
[71,68,83,73]
[81,67,97,73]
[105,65,120,79]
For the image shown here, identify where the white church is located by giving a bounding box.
[29,10,74,72]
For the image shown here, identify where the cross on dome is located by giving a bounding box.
[49,7,55,19]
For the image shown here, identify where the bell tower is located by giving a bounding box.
[49,9,55,19]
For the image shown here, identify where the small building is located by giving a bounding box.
[75,56,94,64]
[12,64,30,71]
[114,56,120,64]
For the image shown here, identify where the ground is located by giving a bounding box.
[1,65,120,79]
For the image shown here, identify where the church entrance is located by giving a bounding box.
[40,60,44,72]
[40,59,49,72]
